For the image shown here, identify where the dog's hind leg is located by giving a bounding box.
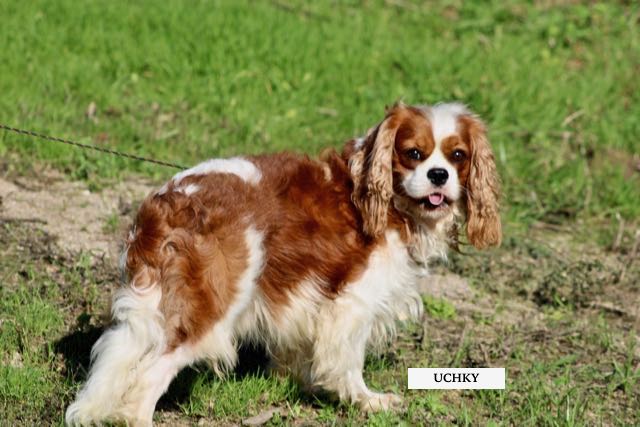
[65,286,169,426]
[119,346,194,426]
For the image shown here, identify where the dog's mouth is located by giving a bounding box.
[418,192,449,210]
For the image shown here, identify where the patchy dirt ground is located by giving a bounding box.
[1,170,639,425]
[0,169,156,258]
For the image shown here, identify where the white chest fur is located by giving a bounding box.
[339,230,426,349]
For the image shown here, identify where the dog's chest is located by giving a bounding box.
[345,230,423,311]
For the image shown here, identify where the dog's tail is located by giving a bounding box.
[65,285,166,426]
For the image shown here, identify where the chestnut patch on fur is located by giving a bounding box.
[250,154,376,304]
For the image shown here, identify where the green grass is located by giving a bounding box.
[422,295,457,320]
[1,0,639,223]
[1,0,639,425]
[0,278,67,423]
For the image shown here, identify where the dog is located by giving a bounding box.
[66,102,501,426]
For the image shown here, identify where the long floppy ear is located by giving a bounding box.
[461,114,502,248]
[350,109,401,238]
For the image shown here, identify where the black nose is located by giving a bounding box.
[427,168,448,186]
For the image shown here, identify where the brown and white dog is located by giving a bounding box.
[66,102,501,426]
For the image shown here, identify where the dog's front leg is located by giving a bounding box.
[310,300,402,412]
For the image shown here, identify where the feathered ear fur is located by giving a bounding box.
[349,104,404,238]
[461,114,502,248]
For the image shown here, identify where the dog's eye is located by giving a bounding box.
[405,149,422,161]
[451,150,466,162]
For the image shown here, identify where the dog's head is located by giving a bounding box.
[348,102,501,249]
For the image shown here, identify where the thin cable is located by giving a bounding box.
[0,123,187,170]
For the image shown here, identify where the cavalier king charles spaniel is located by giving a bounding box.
[66,102,501,426]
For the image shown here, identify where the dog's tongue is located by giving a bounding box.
[428,193,444,206]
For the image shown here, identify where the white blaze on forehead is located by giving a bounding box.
[158,157,261,195]
[426,102,469,144]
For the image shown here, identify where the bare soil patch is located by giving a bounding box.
[0,170,156,259]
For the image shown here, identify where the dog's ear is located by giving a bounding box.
[460,114,502,249]
[350,103,405,238]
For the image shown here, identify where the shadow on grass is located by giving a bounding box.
[54,327,271,410]
[54,325,105,383]
[158,342,271,411]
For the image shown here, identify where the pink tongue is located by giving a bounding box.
[428,193,444,206]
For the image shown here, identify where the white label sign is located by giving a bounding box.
[408,368,505,390]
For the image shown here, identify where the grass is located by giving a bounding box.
[422,295,457,320]
[0,0,639,425]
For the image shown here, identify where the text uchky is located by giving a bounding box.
[433,372,479,383]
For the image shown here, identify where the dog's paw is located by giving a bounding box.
[359,392,403,412]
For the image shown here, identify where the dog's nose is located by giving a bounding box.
[427,168,448,186]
